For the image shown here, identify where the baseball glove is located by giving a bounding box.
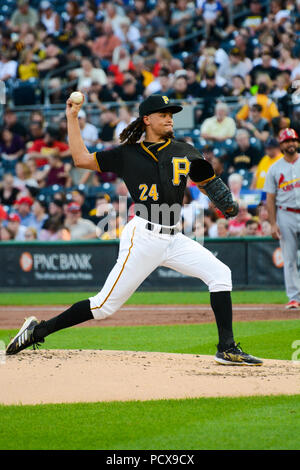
[199,176,239,219]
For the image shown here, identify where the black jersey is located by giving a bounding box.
[94,139,204,224]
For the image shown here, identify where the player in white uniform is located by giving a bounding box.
[6,95,263,365]
[264,128,300,309]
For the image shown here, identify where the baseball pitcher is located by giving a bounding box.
[6,94,262,365]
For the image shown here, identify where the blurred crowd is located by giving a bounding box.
[1,0,300,241]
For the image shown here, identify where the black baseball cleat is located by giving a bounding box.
[6,316,44,355]
[215,342,263,366]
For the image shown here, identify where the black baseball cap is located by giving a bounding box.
[139,94,182,117]
[265,137,279,148]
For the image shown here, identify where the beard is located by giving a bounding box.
[284,144,298,155]
[160,130,175,140]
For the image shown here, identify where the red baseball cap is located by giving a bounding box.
[0,205,8,220]
[15,196,34,206]
[67,202,81,213]
[278,128,299,143]
[8,213,21,223]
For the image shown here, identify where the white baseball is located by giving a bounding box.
[70,91,84,104]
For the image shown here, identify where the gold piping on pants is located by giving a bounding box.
[91,227,136,311]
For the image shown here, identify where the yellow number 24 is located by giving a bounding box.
[139,184,159,201]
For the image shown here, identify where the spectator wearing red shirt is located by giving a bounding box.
[228,202,252,237]
[27,126,70,167]
[39,154,72,187]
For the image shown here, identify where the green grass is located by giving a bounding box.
[0,395,300,450]
[0,290,288,305]
[1,320,299,360]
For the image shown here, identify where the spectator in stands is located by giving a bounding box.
[88,192,114,225]
[217,47,252,86]
[0,50,18,82]
[13,161,39,191]
[250,138,283,190]
[0,225,15,241]
[62,0,83,23]
[17,49,39,82]
[144,67,173,97]
[243,218,260,236]
[0,127,25,173]
[227,173,243,202]
[229,75,250,98]
[227,129,262,175]
[65,23,92,61]
[6,212,27,240]
[91,22,122,62]
[197,69,226,121]
[31,199,48,234]
[64,202,98,240]
[69,57,107,93]
[249,48,279,86]
[39,1,61,36]
[24,226,38,240]
[168,74,189,100]
[169,0,195,51]
[116,17,142,52]
[2,108,28,141]
[39,217,70,241]
[98,107,119,145]
[37,41,67,79]
[203,208,218,238]
[13,196,36,228]
[228,201,252,237]
[8,0,39,32]
[216,218,229,238]
[200,102,236,143]
[238,104,271,143]
[270,72,290,116]
[0,173,19,206]
[100,213,124,240]
[196,0,224,38]
[117,77,142,102]
[48,198,65,226]
[211,154,228,184]
[27,126,70,168]
[277,45,299,73]
[241,0,264,32]
[38,154,72,188]
[87,80,117,104]
[261,220,272,237]
[235,83,280,124]
[185,65,201,98]
[70,189,91,219]
[114,107,136,143]
[26,121,45,147]
[77,110,99,149]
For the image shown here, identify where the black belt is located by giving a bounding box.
[146,222,179,235]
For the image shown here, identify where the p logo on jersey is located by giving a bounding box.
[172,157,190,186]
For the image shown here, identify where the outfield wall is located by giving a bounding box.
[0,238,287,291]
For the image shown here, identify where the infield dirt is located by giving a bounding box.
[1,304,299,405]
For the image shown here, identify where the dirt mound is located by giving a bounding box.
[1,350,299,405]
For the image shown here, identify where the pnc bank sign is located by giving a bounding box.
[20,252,93,272]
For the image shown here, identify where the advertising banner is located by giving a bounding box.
[0,238,286,291]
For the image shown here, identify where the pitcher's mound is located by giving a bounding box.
[1,350,299,405]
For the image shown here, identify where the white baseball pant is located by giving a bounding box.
[89,216,232,319]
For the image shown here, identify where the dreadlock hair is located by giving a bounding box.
[119,117,145,144]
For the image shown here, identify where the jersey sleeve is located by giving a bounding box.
[94,146,123,175]
[263,165,276,193]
